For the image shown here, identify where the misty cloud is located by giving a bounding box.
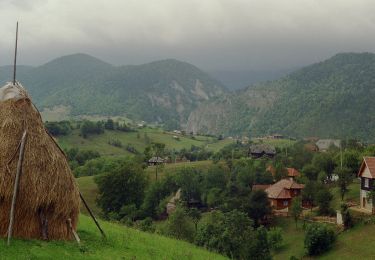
[1,0,375,70]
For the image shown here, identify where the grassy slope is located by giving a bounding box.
[274,217,375,260]
[0,215,226,260]
[58,128,217,157]
[77,176,101,215]
[274,180,368,259]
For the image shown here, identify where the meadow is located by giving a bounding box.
[0,215,226,260]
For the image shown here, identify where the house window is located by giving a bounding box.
[283,200,288,206]
[364,178,369,188]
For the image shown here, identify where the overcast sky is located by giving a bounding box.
[1,0,375,70]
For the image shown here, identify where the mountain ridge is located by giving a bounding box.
[187,52,375,141]
[0,53,227,129]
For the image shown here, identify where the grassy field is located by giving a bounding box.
[146,160,215,180]
[272,217,306,260]
[77,176,101,216]
[252,138,297,148]
[273,216,375,260]
[58,128,218,157]
[0,215,226,260]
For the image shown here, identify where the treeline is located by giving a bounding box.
[45,119,135,138]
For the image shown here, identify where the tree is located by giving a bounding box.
[340,203,353,229]
[316,187,333,216]
[174,168,202,204]
[290,196,302,228]
[95,159,147,217]
[304,224,336,255]
[246,190,272,226]
[302,164,319,181]
[274,162,288,181]
[104,118,115,130]
[151,142,166,180]
[187,208,201,232]
[302,181,316,210]
[335,167,353,200]
[161,206,195,242]
[312,153,335,181]
[195,210,271,260]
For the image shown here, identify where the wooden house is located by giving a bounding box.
[358,157,375,213]
[249,144,276,159]
[264,179,304,210]
[148,156,165,166]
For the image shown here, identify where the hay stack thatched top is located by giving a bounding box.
[0,82,80,240]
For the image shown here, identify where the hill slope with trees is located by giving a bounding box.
[0,54,226,130]
[187,53,375,141]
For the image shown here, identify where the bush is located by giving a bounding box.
[160,206,195,242]
[304,223,336,256]
[136,217,155,233]
[268,227,283,251]
[95,159,147,217]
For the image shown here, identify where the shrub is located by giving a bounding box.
[304,223,336,255]
[268,227,283,251]
[160,206,195,242]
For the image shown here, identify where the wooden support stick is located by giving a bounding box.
[7,131,27,246]
[67,218,80,244]
[79,192,106,238]
[13,21,19,85]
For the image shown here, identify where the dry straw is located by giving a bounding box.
[0,82,80,240]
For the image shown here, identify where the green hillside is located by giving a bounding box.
[0,214,226,260]
[0,54,226,129]
[187,52,375,141]
[57,127,218,157]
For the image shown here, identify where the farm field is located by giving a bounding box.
[58,128,218,157]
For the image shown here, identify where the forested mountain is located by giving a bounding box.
[3,52,375,140]
[187,53,375,141]
[0,54,226,129]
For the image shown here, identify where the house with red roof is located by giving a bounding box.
[286,168,301,179]
[358,157,375,213]
[266,166,301,180]
[264,179,304,210]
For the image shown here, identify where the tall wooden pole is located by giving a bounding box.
[13,22,19,85]
[7,131,27,246]
[79,192,106,238]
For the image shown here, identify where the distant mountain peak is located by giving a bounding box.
[41,53,112,68]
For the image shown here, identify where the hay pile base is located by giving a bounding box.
[0,83,80,240]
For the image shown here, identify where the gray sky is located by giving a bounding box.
[1,0,375,70]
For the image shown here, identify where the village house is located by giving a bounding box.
[264,179,304,210]
[358,157,375,213]
[148,156,165,166]
[249,144,276,159]
[286,167,301,179]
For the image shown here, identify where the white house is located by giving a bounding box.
[358,157,375,213]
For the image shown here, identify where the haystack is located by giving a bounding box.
[0,82,80,240]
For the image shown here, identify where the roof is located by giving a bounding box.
[358,157,375,178]
[252,184,271,191]
[315,139,341,151]
[250,144,276,155]
[286,168,301,177]
[265,179,304,199]
[266,165,276,175]
[148,156,164,163]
